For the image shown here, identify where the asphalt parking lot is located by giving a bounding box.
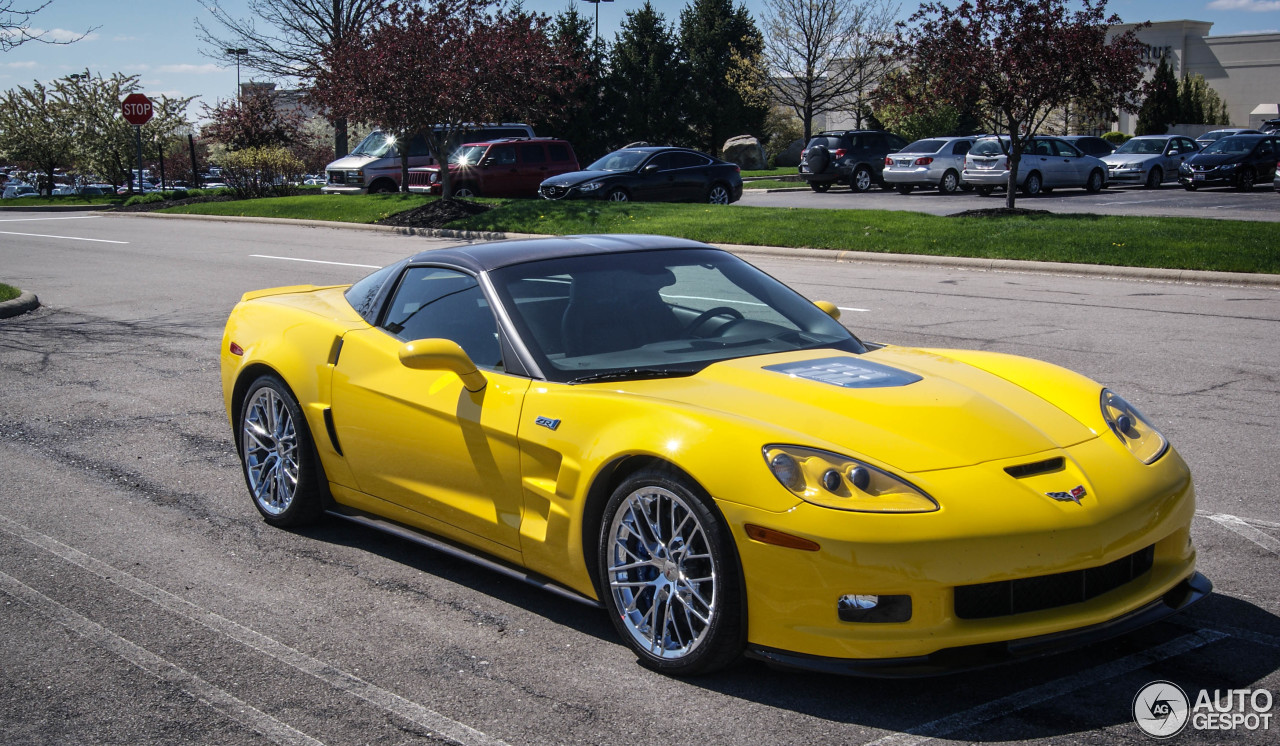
[0,211,1277,744]
[740,180,1280,221]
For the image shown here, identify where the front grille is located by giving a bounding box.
[407,171,430,187]
[954,544,1155,619]
[539,185,568,200]
[327,170,345,184]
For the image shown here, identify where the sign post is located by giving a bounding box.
[121,93,154,193]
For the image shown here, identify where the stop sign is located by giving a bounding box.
[121,93,153,126]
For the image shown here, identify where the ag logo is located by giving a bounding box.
[1133,680,1190,738]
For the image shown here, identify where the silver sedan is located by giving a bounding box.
[882,136,976,194]
[1102,135,1200,188]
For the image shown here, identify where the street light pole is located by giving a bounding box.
[579,0,614,43]
[225,48,248,98]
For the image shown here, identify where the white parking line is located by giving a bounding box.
[251,254,381,269]
[862,630,1226,746]
[0,215,103,222]
[0,514,511,746]
[1203,513,1280,557]
[0,230,127,244]
[0,569,325,746]
[1195,509,1280,530]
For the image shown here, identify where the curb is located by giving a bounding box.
[113,211,1280,289]
[0,291,39,318]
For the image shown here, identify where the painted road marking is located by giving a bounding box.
[862,630,1227,746]
[0,514,510,746]
[0,569,325,746]
[1204,513,1280,557]
[0,230,127,244]
[251,254,381,269]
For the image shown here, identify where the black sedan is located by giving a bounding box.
[539,147,743,204]
[1179,134,1280,190]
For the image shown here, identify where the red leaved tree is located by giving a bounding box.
[310,0,581,197]
[887,0,1148,208]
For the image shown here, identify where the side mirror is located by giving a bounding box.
[813,300,841,320]
[642,164,660,174]
[398,338,487,392]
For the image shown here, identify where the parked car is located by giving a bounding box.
[962,136,1108,196]
[221,233,1208,676]
[798,130,909,193]
[2,184,36,199]
[1261,119,1280,134]
[408,138,579,198]
[1059,135,1116,157]
[1274,160,1279,191]
[1101,135,1200,188]
[323,123,535,194]
[1179,133,1280,190]
[538,146,742,204]
[77,185,111,196]
[1194,128,1261,147]
[882,136,976,194]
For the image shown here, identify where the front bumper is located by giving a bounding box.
[1106,169,1147,183]
[748,572,1210,677]
[716,437,1201,666]
[1180,170,1237,187]
[321,185,366,195]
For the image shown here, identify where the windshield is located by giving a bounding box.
[488,248,864,383]
[1201,137,1254,155]
[450,145,488,166]
[1115,139,1167,155]
[900,139,948,154]
[350,131,398,157]
[587,150,648,172]
[970,139,1007,156]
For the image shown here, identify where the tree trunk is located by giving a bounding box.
[334,117,349,159]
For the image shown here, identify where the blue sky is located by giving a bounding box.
[2,0,1277,121]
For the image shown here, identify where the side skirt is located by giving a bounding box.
[324,505,603,609]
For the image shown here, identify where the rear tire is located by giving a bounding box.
[238,376,324,527]
[707,183,731,204]
[599,468,744,676]
[453,183,479,198]
[1022,172,1043,196]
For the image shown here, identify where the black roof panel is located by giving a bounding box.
[406,234,718,273]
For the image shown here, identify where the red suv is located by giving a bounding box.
[408,138,579,197]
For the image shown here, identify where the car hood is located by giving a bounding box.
[1188,153,1245,167]
[1102,154,1158,167]
[541,169,617,187]
[612,347,1097,474]
[326,154,379,170]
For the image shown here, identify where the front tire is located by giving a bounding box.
[606,188,630,202]
[1085,169,1105,193]
[239,376,324,527]
[598,468,744,675]
[1144,167,1162,189]
[850,166,873,193]
[1237,169,1255,191]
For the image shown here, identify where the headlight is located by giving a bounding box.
[1100,389,1168,464]
[429,172,439,184]
[763,445,938,512]
[346,169,363,184]
[578,181,603,192]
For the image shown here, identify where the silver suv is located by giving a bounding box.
[882,136,976,194]
[962,136,1107,196]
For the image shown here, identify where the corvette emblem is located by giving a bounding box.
[1046,485,1088,504]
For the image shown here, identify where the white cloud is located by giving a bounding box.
[113,35,140,42]
[3,61,38,69]
[15,27,100,43]
[157,63,223,75]
[1207,0,1280,10]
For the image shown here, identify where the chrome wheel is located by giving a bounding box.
[605,485,718,661]
[607,188,629,202]
[939,171,960,194]
[851,166,873,192]
[242,386,299,517]
[707,184,730,204]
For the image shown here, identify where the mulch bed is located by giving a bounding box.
[377,197,494,229]
[948,207,1052,218]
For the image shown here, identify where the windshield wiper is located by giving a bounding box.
[568,367,698,384]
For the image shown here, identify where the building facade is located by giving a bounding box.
[1112,20,1280,132]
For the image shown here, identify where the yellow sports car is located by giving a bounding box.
[220,234,1209,676]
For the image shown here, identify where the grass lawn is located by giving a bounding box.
[0,283,19,302]
[156,194,1280,274]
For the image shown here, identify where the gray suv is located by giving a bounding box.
[798,130,909,193]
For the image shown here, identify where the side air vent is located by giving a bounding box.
[1004,457,1065,479]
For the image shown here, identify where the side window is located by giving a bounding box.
[407,133,431,157]
[381,268,502,369]
[670,151,710,169]
[646,153,677,171]
[491,145,517,165]
[1257,139,1276,157]
[1055,140,1081,157]
[1033,140,1054,156]
[520,143,547,164]
[888,134,909,151]
[952,140,972,156]
[548,143,571,162]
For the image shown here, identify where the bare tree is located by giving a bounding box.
[0,1,95,51]
[759,0,898,143]
[195,0,389,158]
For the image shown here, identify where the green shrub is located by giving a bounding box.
[1102,131,1131,145]
[124,192,165,206]
[220,146,305,198]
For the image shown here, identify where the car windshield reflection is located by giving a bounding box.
[1201,137,1253,155]
[586,150,648,172]
[488,249,864,383]
[1115,139,1167,155]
